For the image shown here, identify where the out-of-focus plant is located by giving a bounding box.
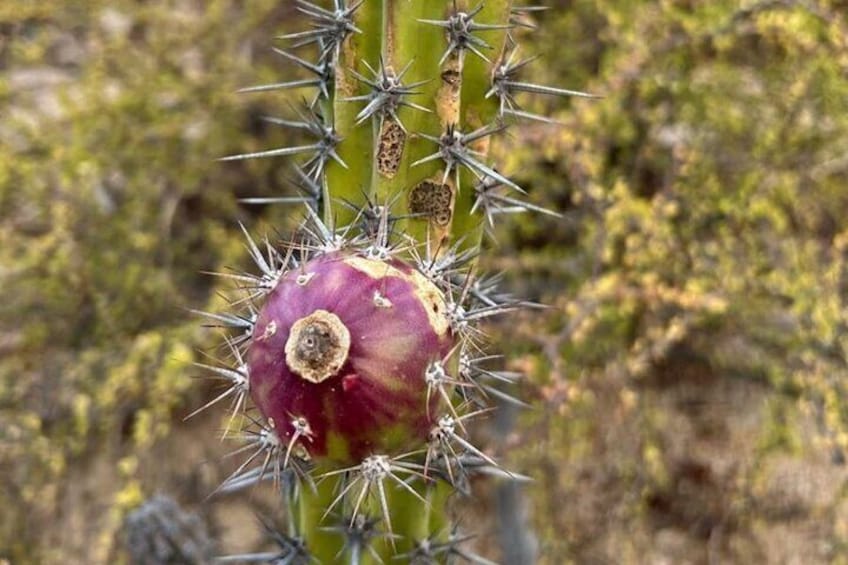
[497,1,848,561]
[0,2,287,561]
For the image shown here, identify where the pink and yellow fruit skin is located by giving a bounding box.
[248,252,454,464]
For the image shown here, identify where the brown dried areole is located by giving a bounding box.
[409,179,454,226]
[436,67,462,125]
[377,119,405,177]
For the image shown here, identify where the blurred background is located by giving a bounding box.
[2,1,848,563]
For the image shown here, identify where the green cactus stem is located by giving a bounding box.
[199,1,597,562]
[322,0,512,251]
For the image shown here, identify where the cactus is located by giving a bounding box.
[193,1,595,562]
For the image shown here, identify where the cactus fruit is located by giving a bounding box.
[193,1,595,562]
[248,250,454,464]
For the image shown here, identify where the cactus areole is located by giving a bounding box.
[248,251,453,464]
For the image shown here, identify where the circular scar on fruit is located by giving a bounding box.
[285,309,351,383]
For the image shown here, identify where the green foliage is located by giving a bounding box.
[0,1,289,561]
[495,1,848,561]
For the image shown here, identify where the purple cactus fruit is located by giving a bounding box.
[247,251,454,464]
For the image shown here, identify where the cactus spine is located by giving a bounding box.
[195,1,595,562]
